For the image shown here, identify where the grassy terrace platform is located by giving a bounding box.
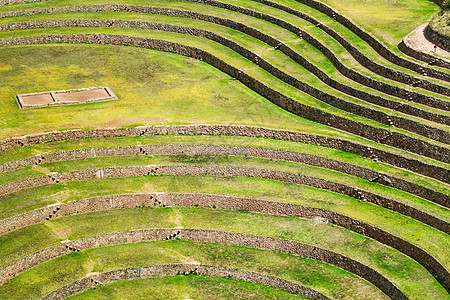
[0,207,447,299]
[0,240,389,300]
[67,274,309,300]
[0,1,446,96]
[1,154,448,223]
[1,175,448,266]
[0,0,448,299]
[1,11,449,125]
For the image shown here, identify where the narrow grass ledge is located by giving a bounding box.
[0,228,410,299]
[45,264,325,300]
[0,240,389,300]
[0,193,448,298]
[0,175,448,271]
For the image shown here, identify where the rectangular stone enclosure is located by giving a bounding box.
[16,87,118,109]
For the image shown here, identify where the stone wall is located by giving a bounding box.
[428,0,445,6]
[0,228,407,299]
[425,23,450,53]
[42,264,329,300]
[181,0,450,94]
[286,0,450,83]
[1,18,447,141]
[398,38,450,69]
[0,34,448,167]
[0,125,448,184]
[1,165,448,234]
[1,192,448,292]
[0,0,50,6]
[1,4,448,122]
[188,0,450,110]
[1,144,447,208]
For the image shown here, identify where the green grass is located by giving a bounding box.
[0,166,43,185]
[0,175,448,269]
[0,207,446,299]
[67,275,308,299]
[1,27,447,150]
[1,154,447,222]
[0,240,391,300]
[0,135,448,195]
[318,0,440,46]
[0,1,448,299]
[430,10,450,38]
[2,0,447,92]
[0,223,57,268]
[0,3,448,146]
[3,10,447,129]
[0,43,308,140]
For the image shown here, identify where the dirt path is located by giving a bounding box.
[404,23,450,60]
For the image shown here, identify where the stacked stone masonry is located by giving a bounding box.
[428,0,445,6]
[0,228,407,299]
[2,17,449,139]
[1,144,447,207]
[0,2,446,299]
[425,23,450,53]
[2,4,449,117]
[0,192,448,292]
[1,34,450,165]
[287,0,450,83]
[398,37,450,70]
[182,0,450,92]
[42,264,330,300]
[2,33,448,163]
[0,164,448,234]
[0,0,50,6]
[0,125,448,183]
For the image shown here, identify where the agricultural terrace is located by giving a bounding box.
[0,0,448,299]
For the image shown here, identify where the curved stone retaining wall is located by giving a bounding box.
[0,34,448,165]
[2,4,449,116]
[398,37,450,70]
[42,264,330,300]
[191,0,450,108]
[1,164,448,234]
[2,18,448,141]
[182,0,450,94]
[1,192,448,292]
[0,125,448,183]
[425,23,450,53]
[1,144,447,208]
[0,228,407,299]
[0,0,50,5]
[286,0,450,83]
[0,0,445,86]
[0,0,447,87]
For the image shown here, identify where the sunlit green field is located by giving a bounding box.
[68,275,308,300]
[320,0,440,46]
[0,44,306,139]
[0,0,448,299]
